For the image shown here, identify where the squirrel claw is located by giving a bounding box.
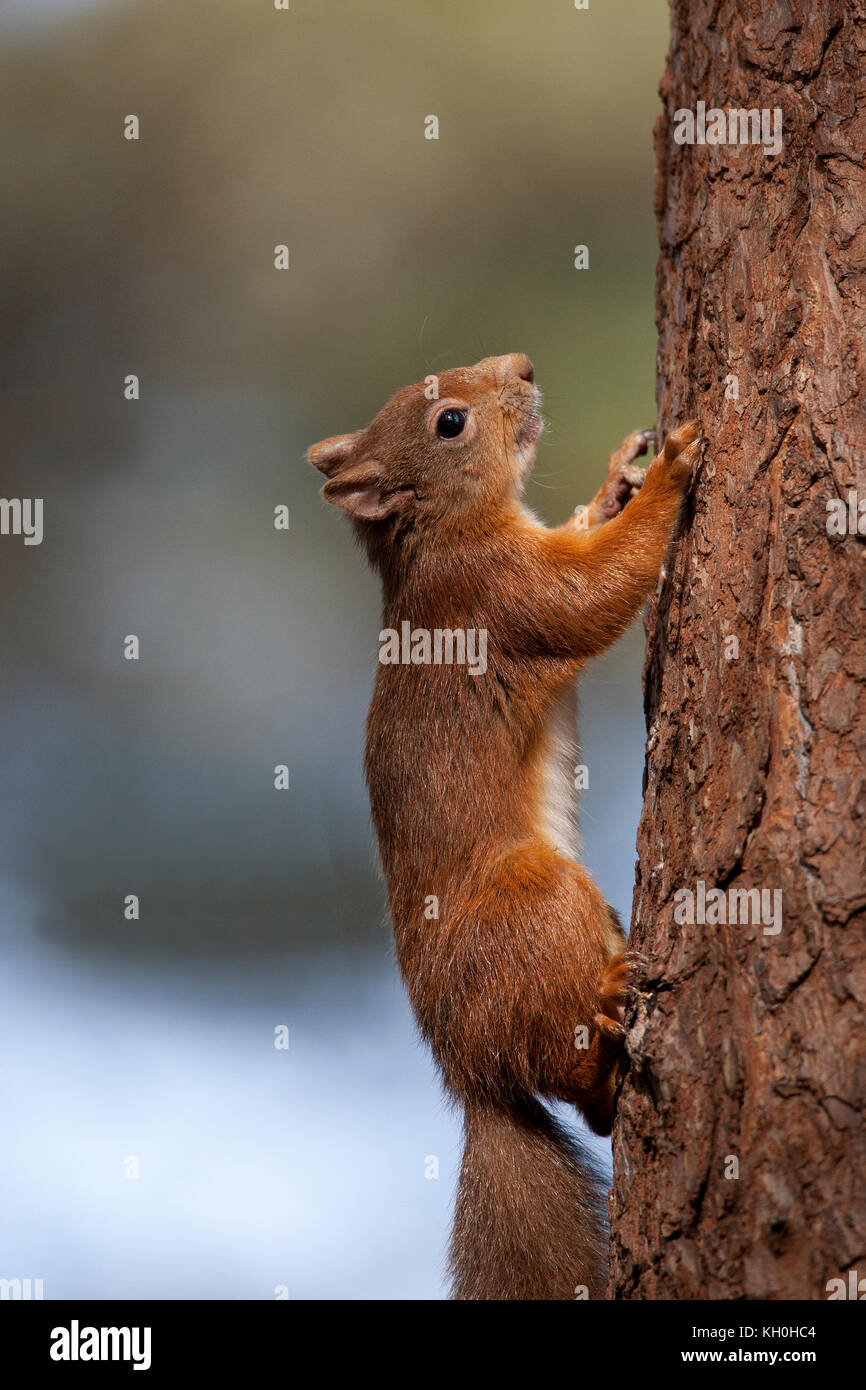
[623,949,650,976]
[594,1011,626,1041]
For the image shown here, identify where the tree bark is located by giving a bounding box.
[608,0,866,1300]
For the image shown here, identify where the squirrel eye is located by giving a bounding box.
[436,408,467,439]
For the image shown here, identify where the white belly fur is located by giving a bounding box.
[536,684,626,956]
[537,681,582,861]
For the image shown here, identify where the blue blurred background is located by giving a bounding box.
[1,0,667,1298]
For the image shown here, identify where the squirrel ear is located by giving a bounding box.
[306,432,360,478]
[321,460,414,522]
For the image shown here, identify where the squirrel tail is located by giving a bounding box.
[448,1095,608,1300]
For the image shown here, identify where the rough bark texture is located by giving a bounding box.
[609,0,866,1300]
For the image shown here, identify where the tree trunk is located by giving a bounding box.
[608,0,866,1300]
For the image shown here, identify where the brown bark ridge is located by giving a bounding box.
[608,0,866,1300]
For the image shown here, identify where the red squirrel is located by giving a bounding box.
[308,354,698,1299]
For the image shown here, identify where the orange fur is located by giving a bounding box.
[309,354,698,1299]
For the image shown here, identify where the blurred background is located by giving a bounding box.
[1,0,668,1298]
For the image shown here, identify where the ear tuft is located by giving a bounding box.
[307,433,359,478]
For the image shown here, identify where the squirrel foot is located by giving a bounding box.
[596,949,644,1029]
[578,428,654,528]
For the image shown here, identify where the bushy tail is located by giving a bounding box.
[449,1096,608,1300]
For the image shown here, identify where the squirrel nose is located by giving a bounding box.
[515,355,535,383]
[485,353,535,386]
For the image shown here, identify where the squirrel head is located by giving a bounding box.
[307,353,542,536]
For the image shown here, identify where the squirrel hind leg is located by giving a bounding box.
[579,1062,620,1137]
[562,1016,624,1134]
[562,947,640,1134]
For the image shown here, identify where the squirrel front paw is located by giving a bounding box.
[595,949,641,1032]
[649,419,701,492]
[576,427,655,529]
[609,426,655,478]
